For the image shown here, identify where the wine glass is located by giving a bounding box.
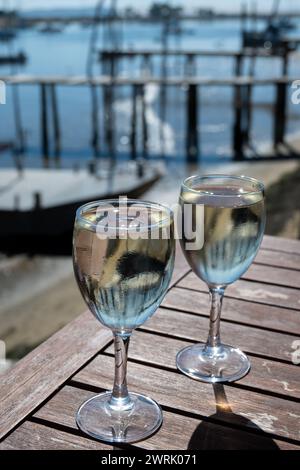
[73,198,175,443]
[176,175,265,383]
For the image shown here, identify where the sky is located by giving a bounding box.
[9,0,300,14]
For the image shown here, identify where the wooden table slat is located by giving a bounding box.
[0,421,112,450]
[142,307,298,363]
[178,275,300,311]
[262,236,300,255]
[33,385,299,450]
[73,355,300,442]
[163,287,300,336]
[243,263,300,289]
[255,249,300,271]
[106,331,300,400]
[0,312,111,440]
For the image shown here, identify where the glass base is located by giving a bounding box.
[76,391,163,443]
[176,343,250,383]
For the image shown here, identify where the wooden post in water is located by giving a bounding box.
[50,84,61,165]
[90,83,100,158]
[12,84,25,155]
[186,84,198,163]
[273,82,287,149]
[103,84,115,159]
[140,84,148,158]
[143,53,152,77]
[40,83,49,167]
[185,54,196,77]
[243,82,253,148]
[130,84,138,160]
[233,54,244,160]
[281,45,289,76]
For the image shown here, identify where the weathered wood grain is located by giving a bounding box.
[243,264,300,289]
[73,355,300,442]
[141,307,297,362]
[0,421,111,450]
[254,249,300,271]
[169,241,190,288]
[178,275,300,310]
[0,312,111,440]
[34,385,299,450]
[262,236,300,255]
[162,287,300,335]
[106,331,300,399]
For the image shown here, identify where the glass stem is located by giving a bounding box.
[109,333,132,409]
[206,286,225,349]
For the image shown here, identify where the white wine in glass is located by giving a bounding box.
[73,199,175,443]
[177,175,266,383]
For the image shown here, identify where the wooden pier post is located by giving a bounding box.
[50,84,61,164]
[90,83,100,158]
[130,84,138,160]
[273,82,287,149]
[233,84,245,161]
[40,84,49,167]
[233,54,244,160]
[185,54,196,77]
[140,84,148,158]
[186,84,199,163]
[142,53,152,76]
[281,45,289,76]
[103,84,115,159]
[12,85,25,155]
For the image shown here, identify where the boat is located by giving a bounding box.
[242,24,284,49]
[0,51,26,65]
[0,29,16,41]
[277,17,296,31]
[0,162,163,255]
[242,0,297,51]
[37,23,64,34]
[0,8,19,41]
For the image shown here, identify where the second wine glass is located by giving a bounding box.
[73,199,175,443]
[177,175,266,383]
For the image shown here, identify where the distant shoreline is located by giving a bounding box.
[19,13,300,24]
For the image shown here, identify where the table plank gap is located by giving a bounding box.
[253,249,300,271]
[100,351,300,403]
[136,307,299,364]
[161,290,300,337]
[242,264,300,289]
[72,355,300,442]
[261,236,300,255]
[102,331,300,401]
[178,275,300,310]
[32,384,300,450]
[0,421,117,450]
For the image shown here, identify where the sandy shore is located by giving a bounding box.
[0,158,299,364]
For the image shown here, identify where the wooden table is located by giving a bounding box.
[0,235,300,450]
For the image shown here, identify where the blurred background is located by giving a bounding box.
[0,0,300,368]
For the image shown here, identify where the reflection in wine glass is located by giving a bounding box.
[73,199,175,443]
[177,175,266,383]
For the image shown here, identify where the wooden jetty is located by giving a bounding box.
[1,73,299,163]
[0,52,26,66]
[0,163,162,255]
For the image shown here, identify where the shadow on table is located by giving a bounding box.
[188,384,279,450]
